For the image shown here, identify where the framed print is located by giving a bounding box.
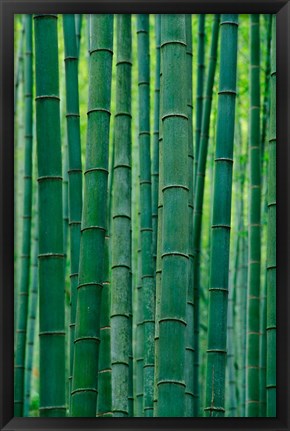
[1,0,289,430]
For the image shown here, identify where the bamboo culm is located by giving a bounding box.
[34,13,66,417]
[111,14,132,417]
[266,15,276,417]
[151,15,161,278]
[14,14,33,417]
[246,14,261,417]
[184,13,194,417]
[194,14,206,186]
[192,14,220,417]
[153,15,162,415]
[71,14,113,417]
[157,14,189,417]
[137,14,155,417]
[205,14,239,417]
[62,14,83,413]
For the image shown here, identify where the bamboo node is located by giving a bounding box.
[208,287,228,293]
[111,312,130,319]
[112,213,131,220]
[207,349,227,354]
[111,360,129,366]
[115,110,132,119]
[160,40,187,49]
[214,157,233,163]
[111,263,130,270]
[87,107,111,116]
[39,330,65,336]
[266,325,276,330]
[66,113,80,118]
[113,163,131,170]
[139,131,150,136]
[74,336,100,344]
[39,405,66,411]
[77,281,103,290]
[33,14,58,19]
[140,227,153,232]
[85,167,109,176]
[71,387,98,395]
[212,224,231,229]
[159,317,186,326]
[89,47,113,56]
[266,384,276,389]
[37,175,62,182]
[218,89,237,96]
[116,60,132,67]
[157,379,186,388]
[162,184,189,192]
[138,81,149,86]
[81,225,106,233]
[35,95,60,101]
[220,20,239,26]
[204,406,225,412]
[69,220,81,226]
[140,180,151,185]
[38,253,64,259]
[162,251,189,259]
[64,56,78,61]
[14,365,25,369]
[162,113,188,121]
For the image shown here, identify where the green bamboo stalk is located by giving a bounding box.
[111,14,132,417]
[153,23,163,415]
[157,14,188,417]
[192,14,220,416]
[14,14,33,416]
[246,14,261,417]
[194,14,206,185]
[226,283,237,416]
[152,14,161,276]
[23,180,38,416]
[75,14,83,57]
[184,13,194,417]
[14,16,25,116]
[34,13,66,417]
[205,14,238,418]
[137,14,155,417]
[261,15,272,162]
[266,14,276,417]
[259,276,267,416]
[136,224,144,416]
[97,231,112,417]
[71,14,113,417]
[62,14,83,413]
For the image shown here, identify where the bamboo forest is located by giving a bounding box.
[14,13,276,418]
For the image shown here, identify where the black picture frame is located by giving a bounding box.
[1,1,289,430]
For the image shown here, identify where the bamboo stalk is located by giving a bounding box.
[184,13,194,417]
[137,14,155,417]
[111,14,132,417]
[14,14,33,417]
[71,14,114,417]
[246,14,261,417]
[62,14,83,414]
[193,15,220,416]
[157,14,188,417]
[205,14,239,417]
[34,13,66,417]
[266,14,276,417]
